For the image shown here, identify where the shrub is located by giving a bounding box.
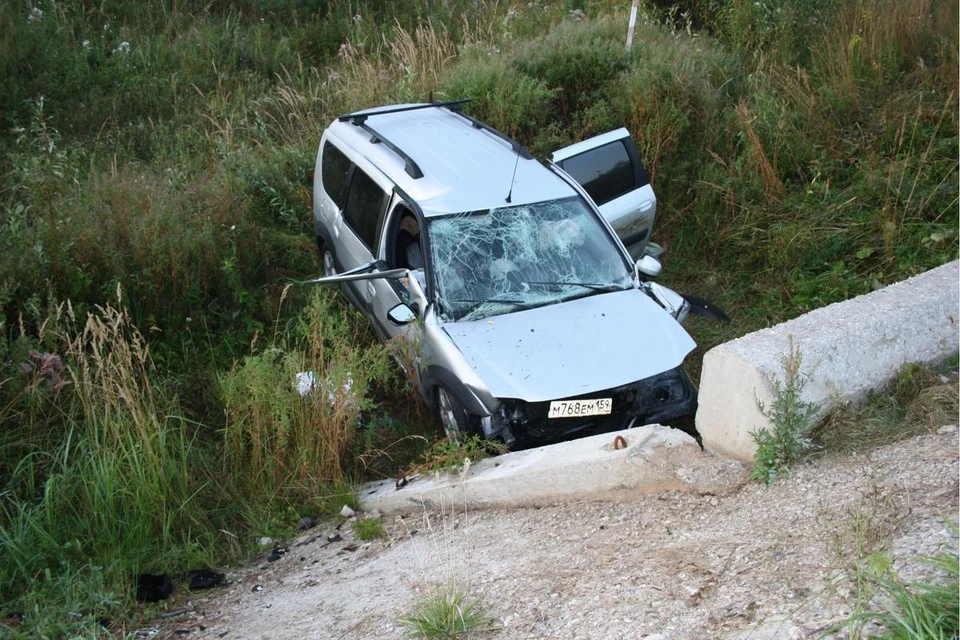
[750,340,818,483]
[437,49,556,144]
[511,18,630,136]
[410,435,508,476]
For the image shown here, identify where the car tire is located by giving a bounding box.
[436,387,473,444]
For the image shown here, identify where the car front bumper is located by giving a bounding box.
[490,366,697,447]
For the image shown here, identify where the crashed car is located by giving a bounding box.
[309,100,709,447]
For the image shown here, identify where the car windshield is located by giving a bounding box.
[426,196,633,321]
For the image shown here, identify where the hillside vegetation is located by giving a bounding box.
[0,0,956,635]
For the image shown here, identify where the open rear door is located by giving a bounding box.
[552,128,656,260]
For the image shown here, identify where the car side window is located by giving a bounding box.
[321,141,352,209]
[558,140,648,207]
[342,168,388,250]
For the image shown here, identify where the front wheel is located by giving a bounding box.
[437,387,473,444]
[316,237,338,277]
[322,248,337,277]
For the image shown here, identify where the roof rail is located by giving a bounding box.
[337,101,471,180]
[354,121,424,179]
[337,99,471,124]
[448,109,533,160]
[335,99,532,179]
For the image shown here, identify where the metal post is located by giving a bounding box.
[626,0,639,50]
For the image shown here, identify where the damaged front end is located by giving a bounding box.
[491,366,696,447]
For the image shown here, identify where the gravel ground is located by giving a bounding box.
[159,427,958,640]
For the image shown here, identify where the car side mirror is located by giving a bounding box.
[635,255,662,279]
[387,303,417,326]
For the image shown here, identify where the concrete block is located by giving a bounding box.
[358,425,748,515]
[697,260,959,462]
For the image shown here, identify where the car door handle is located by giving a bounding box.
[366,282,376,298]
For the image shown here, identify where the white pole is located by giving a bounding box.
[626,0,639,50]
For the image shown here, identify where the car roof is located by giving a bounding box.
[326,104,578,216]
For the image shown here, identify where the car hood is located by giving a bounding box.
[441,289,695,403]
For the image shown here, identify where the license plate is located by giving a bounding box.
[548,398,612,419]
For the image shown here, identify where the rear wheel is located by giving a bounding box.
[437,387,473,444]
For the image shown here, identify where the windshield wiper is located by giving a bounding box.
[448,298,537,320]
[525,281,627,292]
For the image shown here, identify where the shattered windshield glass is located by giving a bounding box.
[426,196,633,322]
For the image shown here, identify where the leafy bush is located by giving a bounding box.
[438,49,556,143]
[411,435,509,476]
[512,18,629,128]
[751,341,819,483]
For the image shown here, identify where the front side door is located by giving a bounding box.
[366,194,428,387]
[551,128,657,260]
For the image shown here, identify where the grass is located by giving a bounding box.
[826,495,959,639]
[855,547,960,639]
[0,0,956,634]
[398,583,495,640]
[353,517,388,542]
[814,359,959,453]
[410,435,509,476]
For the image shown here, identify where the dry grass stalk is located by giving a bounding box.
[327,21,457,113]
[735,101,785,201]
[65,289,160,449]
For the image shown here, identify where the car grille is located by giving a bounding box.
[500,367,696,446]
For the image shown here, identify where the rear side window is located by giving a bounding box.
[559,140,648,207]
[342,169,387,250]
[321,141,352,208]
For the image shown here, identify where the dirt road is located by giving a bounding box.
[166,428,958,640]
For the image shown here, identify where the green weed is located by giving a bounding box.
[411,435,509,476]
[856,548,960,639]
[0,296,221,636]
[831,510,959,639]
[751,340,819,483]
[353,517,388,541]
[398,583,495,639]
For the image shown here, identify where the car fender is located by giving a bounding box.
[420,363,496,417]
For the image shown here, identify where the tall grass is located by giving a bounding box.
[0,295,219,636]
[220,289,394,505]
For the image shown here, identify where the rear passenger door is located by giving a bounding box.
[335,162,390,308]
[551,129,656,260]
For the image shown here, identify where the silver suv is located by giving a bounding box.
[310,101,700,446]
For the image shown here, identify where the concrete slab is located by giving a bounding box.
[358,425,748,515]
[697,260,960,462]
